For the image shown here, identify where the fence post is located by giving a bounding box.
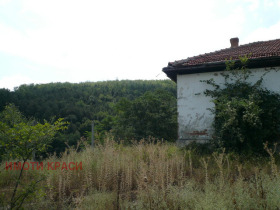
[32,120,37,161]
[91,121,94,148]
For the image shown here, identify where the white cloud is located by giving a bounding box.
[264,0,275,7]
[0,0,280,89]
[246,0,260,11]
[0,74,46,90]
[244,20,280,43]
[0,0,10,6]
[1,0,220,76]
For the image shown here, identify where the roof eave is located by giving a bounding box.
[163,56,280,82]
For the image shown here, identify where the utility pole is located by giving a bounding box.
[91,120,94,148]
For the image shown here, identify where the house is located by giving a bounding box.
[163,38,280,146]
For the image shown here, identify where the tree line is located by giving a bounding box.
[0,80,177,154]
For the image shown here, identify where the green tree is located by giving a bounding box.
[0,104,68,209]
[0,80,176,152]
[113,90,177,142]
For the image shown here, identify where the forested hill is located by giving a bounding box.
[0,80,177,153]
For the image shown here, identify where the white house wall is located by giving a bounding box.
[176,67,280,146]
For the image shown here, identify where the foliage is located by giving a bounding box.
[1,139,280,209]
[0,104,67,209]
[0,104,68,161]
[0,80,176,152]
[201,57,280,153]
[113,89,177,141]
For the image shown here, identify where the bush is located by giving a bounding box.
[202,57,280,153]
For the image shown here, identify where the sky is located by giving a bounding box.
[1,0,280,90]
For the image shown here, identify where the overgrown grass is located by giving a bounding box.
[1,137,280,209]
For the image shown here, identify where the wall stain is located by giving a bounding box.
[187,129,208,136]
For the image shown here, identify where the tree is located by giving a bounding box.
[113,90,177,142]
[0,80,176,152]
[0,104,68,209]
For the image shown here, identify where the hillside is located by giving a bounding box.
[0,80,177,153]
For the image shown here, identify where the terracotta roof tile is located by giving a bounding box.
[168,38,280,67]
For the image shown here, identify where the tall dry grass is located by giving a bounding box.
[1,137,280,209]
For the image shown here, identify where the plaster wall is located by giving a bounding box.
[176,67,280,146]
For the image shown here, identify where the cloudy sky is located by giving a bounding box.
[1,0,280,90]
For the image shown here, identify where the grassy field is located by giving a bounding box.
[1,137,280,209]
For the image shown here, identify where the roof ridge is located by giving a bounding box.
[168,38,280,67]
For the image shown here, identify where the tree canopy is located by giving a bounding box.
[0,80,177,152]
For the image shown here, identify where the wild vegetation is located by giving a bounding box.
[1,137,280,209]
[0,104,68,209]
[201,56,280,153]
[1,63,280,209]
[1,104,280,209]
[0,80,177,153]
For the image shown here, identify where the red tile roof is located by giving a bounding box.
[168,38,280,67]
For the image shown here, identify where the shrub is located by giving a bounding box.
[202,57,280,153]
